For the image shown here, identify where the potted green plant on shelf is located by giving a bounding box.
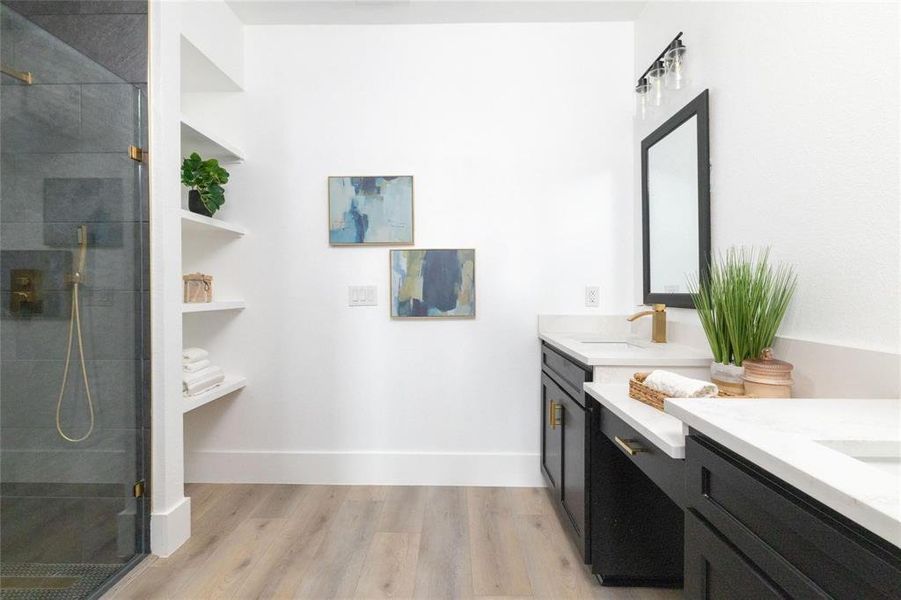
[181,152,229,217]
[688,247,797,395]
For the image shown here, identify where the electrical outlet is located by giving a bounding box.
[348,285,377,306]
[585,286,600,307]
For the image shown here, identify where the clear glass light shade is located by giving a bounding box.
[635,80,651,119]
[664,45,687,90]
[647,61,666,107]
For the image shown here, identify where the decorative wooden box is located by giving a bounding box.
[183,273,213,303]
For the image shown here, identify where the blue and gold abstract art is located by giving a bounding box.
[328,176,413,245]
[391,249,475,318]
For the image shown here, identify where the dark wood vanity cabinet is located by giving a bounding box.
[540,343,593,562]
[685,433,901,600]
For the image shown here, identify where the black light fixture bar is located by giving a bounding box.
[637,31,683,85]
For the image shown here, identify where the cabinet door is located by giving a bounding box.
[540,373,563,492]
[561,392,586,545]
[685,510,786,600]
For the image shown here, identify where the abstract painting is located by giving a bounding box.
[391,249,475,318]
[328,176,413,245]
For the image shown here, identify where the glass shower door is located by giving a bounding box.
[0,3,148,598]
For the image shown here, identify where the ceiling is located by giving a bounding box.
[225,0,647,25]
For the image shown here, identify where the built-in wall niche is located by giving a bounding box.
[178,26,247,420]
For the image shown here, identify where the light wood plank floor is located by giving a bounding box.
[106,484,681,600]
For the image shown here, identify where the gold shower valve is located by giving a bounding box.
[10,269,42,315]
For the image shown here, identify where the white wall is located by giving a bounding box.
[183,22,635,485]
[634,2,900,354]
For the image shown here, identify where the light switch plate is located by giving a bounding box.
[348,285,378,306]
[585,286,600,307]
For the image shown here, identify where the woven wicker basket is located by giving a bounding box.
[629,372,748,411]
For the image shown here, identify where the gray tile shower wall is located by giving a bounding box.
[0,494,136,564]
[3,0,147,84]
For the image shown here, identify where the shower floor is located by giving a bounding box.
[0,563,122,600]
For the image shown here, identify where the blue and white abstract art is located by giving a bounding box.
[328,176,414,245]
[391,249,475,319]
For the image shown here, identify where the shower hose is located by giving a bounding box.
[56,225,94,443]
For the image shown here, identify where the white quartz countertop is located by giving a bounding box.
[584,382,687,458]
[540,331,710,367]
[665,397,901,548]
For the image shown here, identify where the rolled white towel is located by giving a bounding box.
[184,377,225,398]
[183,347,208,363]
[643,370,719,398]
[184,370,225,396]
[183,359,211,373]
[183,366,223,387]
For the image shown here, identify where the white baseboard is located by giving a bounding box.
[150,496,191,557]
[185,450,543,487]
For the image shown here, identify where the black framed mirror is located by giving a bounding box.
[641,89,711,309]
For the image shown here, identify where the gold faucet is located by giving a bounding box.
[627,304,667,343]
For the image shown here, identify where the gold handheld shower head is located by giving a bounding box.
[57,224,94,443]
[72,225,88,283]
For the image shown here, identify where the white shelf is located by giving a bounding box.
[181,115,245,163]
[183,374,246,413]
[180,209,247,236]
[182,300,246,314]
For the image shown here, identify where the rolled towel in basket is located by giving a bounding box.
[183,347,209,363]
[643,370,718,398]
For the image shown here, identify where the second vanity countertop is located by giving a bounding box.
[666,397,901,549]
[540,331,711,367]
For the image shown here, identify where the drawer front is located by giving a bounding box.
[541,343,590,404]
[599,406,685,508]
[685,509,786,600]
[687,434,901,599]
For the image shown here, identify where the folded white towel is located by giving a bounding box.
[183,366,223,387]
[183,347,208,363]
[643,370,719,398]
[183,359,210,373]
[183,370,225,396]
[184,379,224,397]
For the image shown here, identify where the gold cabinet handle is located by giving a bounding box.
[549,401,563,429]
[614,436,646,456]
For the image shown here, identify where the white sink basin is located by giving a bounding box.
[565,335,643,350]
[816,440,901,479]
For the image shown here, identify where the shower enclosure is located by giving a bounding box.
[1,2,149,598]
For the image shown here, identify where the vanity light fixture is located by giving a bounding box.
[635,32,687,117]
